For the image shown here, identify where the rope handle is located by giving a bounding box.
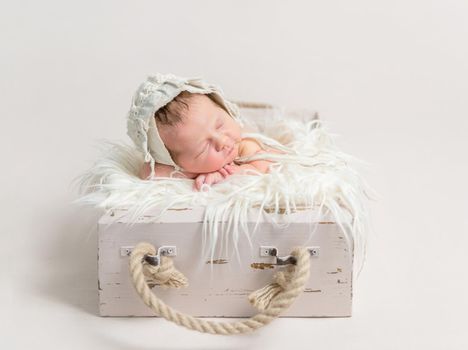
[129,242,311,335]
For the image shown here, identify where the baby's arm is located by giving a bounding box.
[226,139,277,174]
[139,162,229,191]
[139,162,198,180]
[225,160,271,175]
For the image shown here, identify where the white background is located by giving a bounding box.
[1,0,467,348]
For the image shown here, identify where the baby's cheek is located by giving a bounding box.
[204,153,225,171]
[185,151,227,173]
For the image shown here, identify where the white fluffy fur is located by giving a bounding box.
[72,107,373,279]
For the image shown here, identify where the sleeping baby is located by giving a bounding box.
[127,73,285,191]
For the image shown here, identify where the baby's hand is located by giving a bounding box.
[194,170,228,191]
[223,162,243,175]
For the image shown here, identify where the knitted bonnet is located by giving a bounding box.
[127,73,243,177]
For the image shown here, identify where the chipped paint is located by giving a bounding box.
[206,259,228,264]
[251,262,275,269]
[262,206,312,214]
[327,267,343,274]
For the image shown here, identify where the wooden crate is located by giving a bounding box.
[98,206,353,317]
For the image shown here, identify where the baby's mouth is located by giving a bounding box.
[225,139,240,157]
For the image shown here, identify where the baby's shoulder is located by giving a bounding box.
[238,137,264,157]
[239,135,286,158]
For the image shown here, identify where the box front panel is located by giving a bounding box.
[98,209,353,317]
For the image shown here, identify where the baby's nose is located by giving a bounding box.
[214,135,231,152]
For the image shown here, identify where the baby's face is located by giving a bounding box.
[158,94,242,173]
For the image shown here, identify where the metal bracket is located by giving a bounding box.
[260,246,319,265]
[120,245,177,266]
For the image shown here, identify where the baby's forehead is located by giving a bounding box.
[185,93,217,111]
[159,116,202,145]
[180,97,220,122]
[160,93,228,140]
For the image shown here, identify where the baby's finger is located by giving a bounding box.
[195,175,206,191]
[224,165,234,174]
[219,168,228,177]
[203,173,212,186]
[205,173,217,185]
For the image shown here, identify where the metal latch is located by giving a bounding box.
[260,246,319,265]
[120,245,177,266]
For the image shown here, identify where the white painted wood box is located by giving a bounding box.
[98,206,354,317]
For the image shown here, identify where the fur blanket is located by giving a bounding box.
[72,106,373,279]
